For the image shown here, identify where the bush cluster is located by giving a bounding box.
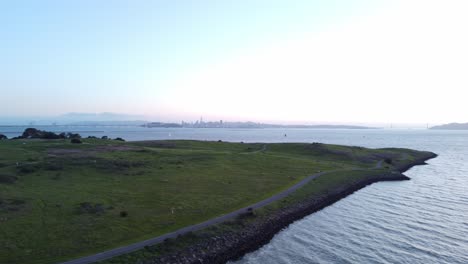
[12,128,82,140]
[8,128,126,142]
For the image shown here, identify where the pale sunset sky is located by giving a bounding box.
[1,0,467,124]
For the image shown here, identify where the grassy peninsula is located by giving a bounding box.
[0,135,435,264]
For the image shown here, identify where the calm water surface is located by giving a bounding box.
[230,129,468,264]
[1,126,467,263]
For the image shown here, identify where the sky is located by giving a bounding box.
[1,0,467,124]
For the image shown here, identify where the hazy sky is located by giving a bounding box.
[1,0,467,124]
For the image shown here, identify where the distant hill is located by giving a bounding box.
[66,120,147,126]
[294,125,378,129]
[0,112,147,126]
[143,121,378,129]
[59,112,145,122]
[430,123,468,130]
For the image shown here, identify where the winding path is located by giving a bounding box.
[60,161,383,264]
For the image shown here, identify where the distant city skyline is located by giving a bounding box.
[0,111,440,129]
[1,1,467,124]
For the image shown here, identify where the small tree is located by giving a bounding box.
[71,138,82,144]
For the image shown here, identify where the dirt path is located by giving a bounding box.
[60,161,383,264]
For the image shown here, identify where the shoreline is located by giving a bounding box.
[145,153,437,264]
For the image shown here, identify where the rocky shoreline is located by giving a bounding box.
[144,153,437,264]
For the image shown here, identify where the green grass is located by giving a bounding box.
[0,139,430,264]
[98,169,415,264]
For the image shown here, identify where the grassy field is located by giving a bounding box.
[0,138,428,264]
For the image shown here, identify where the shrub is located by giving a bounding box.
[45,163,64,171]
[17,164,39,174]
[384,158,393,164]
[21,128,40,138]
[0,174,18,184]
[17,128,82,140]
[0,134,7,140]
[101,136,109,140]
[120,211,128,217]
[77,202,106,214]
[238,207,255,219]
[114,137,125,141]
[21,128,60,139]
[51,173,61,180]
[42,132,61,139]
[10,199,25,205]
[70,138,82,144]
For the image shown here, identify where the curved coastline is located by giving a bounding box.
[148,152,437,264]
